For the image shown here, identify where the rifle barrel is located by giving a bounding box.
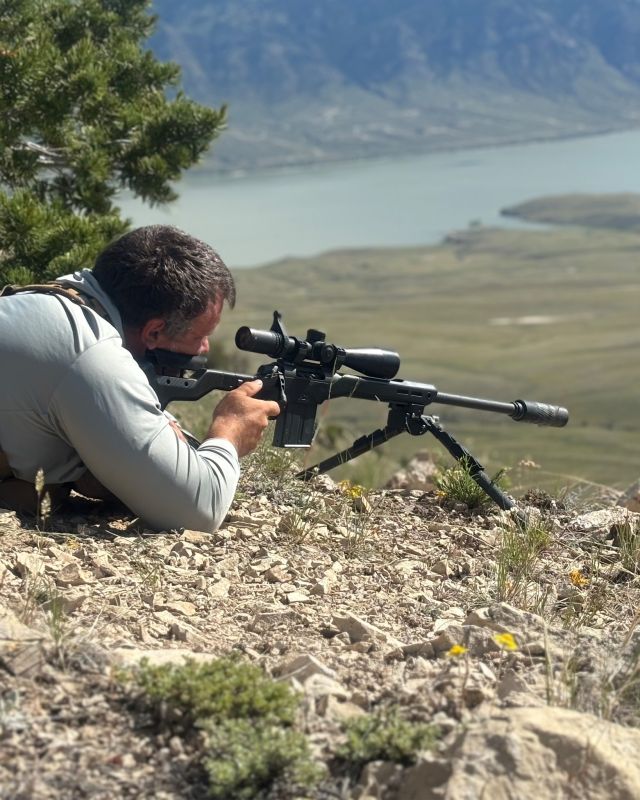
[435,392,569,427]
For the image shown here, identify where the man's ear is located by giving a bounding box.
[140,317,167,349]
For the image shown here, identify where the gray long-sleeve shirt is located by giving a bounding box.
[0,270,239,532]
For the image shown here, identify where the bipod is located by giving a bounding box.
[297,406,526,522]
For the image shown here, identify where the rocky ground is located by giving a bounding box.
[1,451,640,800]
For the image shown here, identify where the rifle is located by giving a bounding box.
[142,311,569,516]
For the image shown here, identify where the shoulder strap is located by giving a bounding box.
[0,282,108,319]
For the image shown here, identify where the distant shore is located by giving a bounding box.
[196,122,640,181]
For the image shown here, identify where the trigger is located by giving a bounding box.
[276,371,287,407]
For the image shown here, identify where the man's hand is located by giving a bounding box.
[207,379,281,457]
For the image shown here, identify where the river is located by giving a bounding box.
[118,129,640,269]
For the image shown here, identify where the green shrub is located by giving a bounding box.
[133,656,298,728]
[435,457,508,511]
[126,656,322,799]
[202,718,322,800]
[337,709,439,770]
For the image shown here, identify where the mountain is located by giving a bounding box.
[150,0,640,171]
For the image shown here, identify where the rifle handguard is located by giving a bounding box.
[511,400,569,427]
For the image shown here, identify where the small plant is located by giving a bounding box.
[18,573,73,667]
[35,467,51,530]
[41,584,67,651]
[542,619,640,726]
[613,517,640,574]
[129,539,165,591]
[124,656,322,799]
[557,539,616,632]
[561,568,611,632]
[495,514,552,611]
[335,480,384,558]
[337,708,439,773]
[602,623,640,726]
[277,481,326,543]
[435,457,508,511]
[201,717,322,800]
[543,627,582,710]
[238,431,300,500]
[257,447,300,494]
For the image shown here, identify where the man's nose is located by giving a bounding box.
[198,338,210,355]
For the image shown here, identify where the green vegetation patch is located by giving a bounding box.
[336,709,439,772]
[435,457,509,511]
[123,656,322,799]
[201,717,322,800]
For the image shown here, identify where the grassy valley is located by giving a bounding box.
[174,196,640,496]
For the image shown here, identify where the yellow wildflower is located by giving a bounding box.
[493,632,518,651]
[447,644,468,657]
[569,569,589,587]
[338,480,365,499]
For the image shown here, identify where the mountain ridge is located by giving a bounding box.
[150,0,640,170]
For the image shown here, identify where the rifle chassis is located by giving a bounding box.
[142,312,569,515]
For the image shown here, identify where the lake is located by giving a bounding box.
[118,129,640,269]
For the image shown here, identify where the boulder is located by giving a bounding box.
[386,451,438,492]
[617,480,640,513]
[570,507,637,537]
[398,706,640,800]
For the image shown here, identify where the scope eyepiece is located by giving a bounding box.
[235,326,288,358]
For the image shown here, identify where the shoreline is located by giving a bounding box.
[194,123,640,182]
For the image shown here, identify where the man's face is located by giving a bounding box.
[143,296,224,357]
[163,296,224,355]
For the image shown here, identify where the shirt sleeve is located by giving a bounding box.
[48,338,240,532]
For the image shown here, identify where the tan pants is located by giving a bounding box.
[0,450,114,515]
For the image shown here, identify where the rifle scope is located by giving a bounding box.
[235,325,401,379]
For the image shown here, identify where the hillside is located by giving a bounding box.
[2,454,640,798]
[149,0,640,171]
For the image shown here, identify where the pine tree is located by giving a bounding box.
[0,0,226,283]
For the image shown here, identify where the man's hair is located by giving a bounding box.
[92,225,236,335]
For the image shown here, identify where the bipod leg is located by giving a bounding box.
[420,416,522,518]
[296,409,411,481]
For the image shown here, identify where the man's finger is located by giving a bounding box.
[237,378,263,396]
[266,401,281,418]
[226,379,280,416]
